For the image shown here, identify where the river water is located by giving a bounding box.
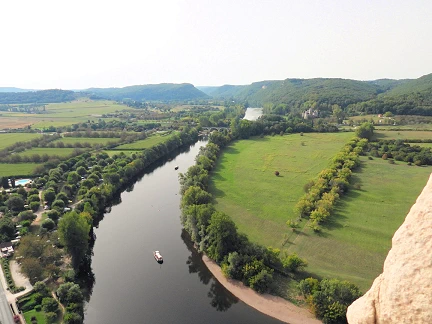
[84,140,282,324]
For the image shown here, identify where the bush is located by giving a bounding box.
[34,304,42,311]
[45,312,57,324]
[274,171,280,176]
[41,219,56,231]
[30,201,40,212]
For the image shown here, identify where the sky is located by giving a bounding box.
[1,0,431,89]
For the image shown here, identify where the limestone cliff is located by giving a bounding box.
[347,174,432,323]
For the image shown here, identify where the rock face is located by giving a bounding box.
[347,174,432,323]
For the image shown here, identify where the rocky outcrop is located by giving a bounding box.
[347,174,432,323]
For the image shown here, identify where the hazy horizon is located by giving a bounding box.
[1,0,431,89]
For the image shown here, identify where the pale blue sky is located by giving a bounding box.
[1,0,431,89]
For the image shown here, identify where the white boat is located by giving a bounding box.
[154,251,163,263]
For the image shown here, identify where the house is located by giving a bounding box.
[0,242,14,257]
[302,108,319,119]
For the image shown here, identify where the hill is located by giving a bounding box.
[208,78,384,114]
[0,89,77,104]
[347,73,432,116]
[85,83,209,101]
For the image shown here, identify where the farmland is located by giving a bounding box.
[53,137,121,146]
[0,99,133,129]
[114,134,173,150]
[0,133,42,150]
[374,130,432,141]
[17,147,79,158]
[0,163,41,176]
[209,132,431,291]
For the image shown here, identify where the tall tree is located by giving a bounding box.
[58,211,91,269]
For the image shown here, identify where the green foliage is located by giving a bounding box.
[282,253,308,272]
[205,212,238,263]
[47,210,60,222]
[41,218,56,231]
[0,217,15,242]
[18,210,36,222]
[45,312,58,324]
[355,122,374,140]
[43,189,56,205]
[303,278,362,324]
[58,211,91,269]
[63,311,83,324]
[6,194,24,211]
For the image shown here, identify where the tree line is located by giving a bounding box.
[294,137,367,232]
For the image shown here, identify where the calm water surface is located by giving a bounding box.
[84,141,282,324]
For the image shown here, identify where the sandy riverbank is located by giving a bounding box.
[202,255,321,324]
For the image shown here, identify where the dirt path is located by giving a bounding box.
[202,255,321,324]
[32,190,45,226]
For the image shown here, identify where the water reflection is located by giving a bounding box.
[181,229,239,311]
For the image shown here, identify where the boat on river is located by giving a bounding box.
[154,251,163,263]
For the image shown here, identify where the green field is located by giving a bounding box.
[210,134,431,291]
[0,163,41,176]
[0,133,42,150]
[374,130,432,140]
[1,99,132,129]
[209,132,353,245]
[103,150,137,157]
[17,148,79,158]
[53,137,121,145]
[24,309,47,324]
[114,134,171,150]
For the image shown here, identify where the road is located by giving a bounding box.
[0,280,14,324]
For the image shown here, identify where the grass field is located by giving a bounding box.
[374,130,432,141]
[1,99,132,129]
[103,150,136,157]
[0,133,42,150]
[114,134,171,150]
[24,309,47,324]
[0,163,41,176]
[53,137,121,145]
[17,147,79,158]
[209,132,353,246]
[210,134,431,291]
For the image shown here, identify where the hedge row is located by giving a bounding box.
[294,137,368,231]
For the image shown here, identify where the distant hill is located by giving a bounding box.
[0,87,35,93]
[85,83,209,101]
[349,73,432,115]
[0,89,77,104]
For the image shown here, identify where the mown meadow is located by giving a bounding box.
[210,132,431,291]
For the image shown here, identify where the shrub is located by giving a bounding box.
[274,171,280,176]
[367,156,373,160]
[34,304,42,311]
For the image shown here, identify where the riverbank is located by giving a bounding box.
[202,255,321,324]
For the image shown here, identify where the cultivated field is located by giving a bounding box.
[53,137,121,145]
[0,133,42,150]
[1,99,133,129]
[210,133,432,291]
[0,163,41,176]
[114,134,172,150]
[17,147,80,158]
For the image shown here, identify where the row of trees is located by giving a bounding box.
[294,138,367,231]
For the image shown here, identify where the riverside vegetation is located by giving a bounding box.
[180,125,368,323]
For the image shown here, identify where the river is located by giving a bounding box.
[84,140,282,324]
